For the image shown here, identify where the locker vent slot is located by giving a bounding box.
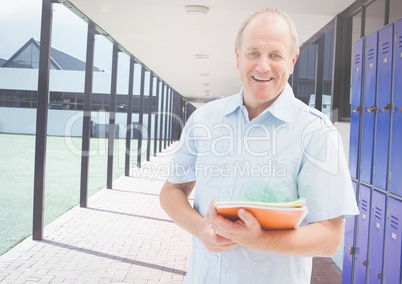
[391,215,399,230]
[355,54,361,65]
[381,42,390,55]
[374,206,383,221]
[399,35,402,48]
[368,48,375,60]
[361,199,368,212]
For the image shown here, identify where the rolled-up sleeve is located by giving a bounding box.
[297,119,359,223]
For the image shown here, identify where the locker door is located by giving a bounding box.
[355,185,371,284]
[384,197,402,283]
[360,32,378,185]
[373,24,394,190]
[349,39,364,179]
[342,181,358,284]
[390,19,402,197]
[368,190,386,283]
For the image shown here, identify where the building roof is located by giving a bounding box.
[0,58,7,66]
[1,38,101,71]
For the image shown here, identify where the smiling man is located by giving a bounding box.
[160,8,358,284]
[235,10,299,120]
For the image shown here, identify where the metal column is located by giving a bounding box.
[106,45,119,189]
[159,83,166,153]
[153,78,160,156]
[146,73,154,161]
[163,88,170,149]
[137,66,146,167]
[125,58,135,177]
[32,0,53,241]
[168,90,174,146]
[80,22,96,207]
[314,36,325,112]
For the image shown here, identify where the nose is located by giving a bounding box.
[255,56,271,73]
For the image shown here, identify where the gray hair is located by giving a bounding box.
[235,8,300,57]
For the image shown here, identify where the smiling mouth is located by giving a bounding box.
[252,76,273,82]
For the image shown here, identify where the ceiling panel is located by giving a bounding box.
[65,0,354,104]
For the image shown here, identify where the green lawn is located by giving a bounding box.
[0,133,143,255]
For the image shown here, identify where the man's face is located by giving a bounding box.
[235,14,299,109]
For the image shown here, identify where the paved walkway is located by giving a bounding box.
[0,145,341,283]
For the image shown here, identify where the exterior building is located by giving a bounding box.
[0,38,165,138]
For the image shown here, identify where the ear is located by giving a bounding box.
[235,47,240,69]
[289,53,299,74]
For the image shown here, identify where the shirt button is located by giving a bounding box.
[214,254,219,261]
[223,191,230,197]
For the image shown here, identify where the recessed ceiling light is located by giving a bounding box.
[200,73,210,77]
[195,54,209,59]
[202,83,209,86]
[184,5,210,15]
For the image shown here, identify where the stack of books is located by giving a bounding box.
[215,198,308,230]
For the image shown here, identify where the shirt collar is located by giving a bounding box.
[221,89,244,116]
[266,83,294,122]
[223,83,295,122]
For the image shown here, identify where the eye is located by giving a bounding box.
[247,51,260,58]
[270,53,282,59]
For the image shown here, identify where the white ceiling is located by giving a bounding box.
[64,0,355,107]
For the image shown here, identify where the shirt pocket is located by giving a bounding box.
[242,161,298,202]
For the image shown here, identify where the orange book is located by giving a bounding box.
[215,198,308,230]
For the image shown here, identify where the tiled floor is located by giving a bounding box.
[312,257,342,284]
[0,146,342,283]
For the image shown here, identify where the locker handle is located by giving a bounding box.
[381,104,392,112]
[352,106,361,113]
[377,274,383,280]
[367,106,377,112]
[363,260,368,266]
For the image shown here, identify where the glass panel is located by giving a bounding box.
[91,94,105,111]
[365,0,386,36]
[0,1,40,249]
[389,0,402,24]
[352,10,363,45]
[322,28,334,116]
[294,44,317,105]
[351,10,363,106]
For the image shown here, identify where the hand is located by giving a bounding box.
[205,200,265,249]
[195,216,239,252]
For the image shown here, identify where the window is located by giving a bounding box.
[365,0,386,36]
[389,0,402,24]
[294,44,317,105]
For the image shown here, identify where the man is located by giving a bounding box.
[160,8,359,283]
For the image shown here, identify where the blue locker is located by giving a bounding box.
[368,190,386,283]
[384,197,402,283]
[342,181,358,284]
[360,32,378,185]
[349,39,364,179]
[373,25,394,190]
[354,184,372,284]
[390,19,402,197]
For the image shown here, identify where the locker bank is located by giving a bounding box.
[344,18,402,284]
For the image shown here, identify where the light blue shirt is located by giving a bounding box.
[168,83,359,284]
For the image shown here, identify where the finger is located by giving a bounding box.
[206,235,239,252]
[207,200,218,219]
[238,208,260,228]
